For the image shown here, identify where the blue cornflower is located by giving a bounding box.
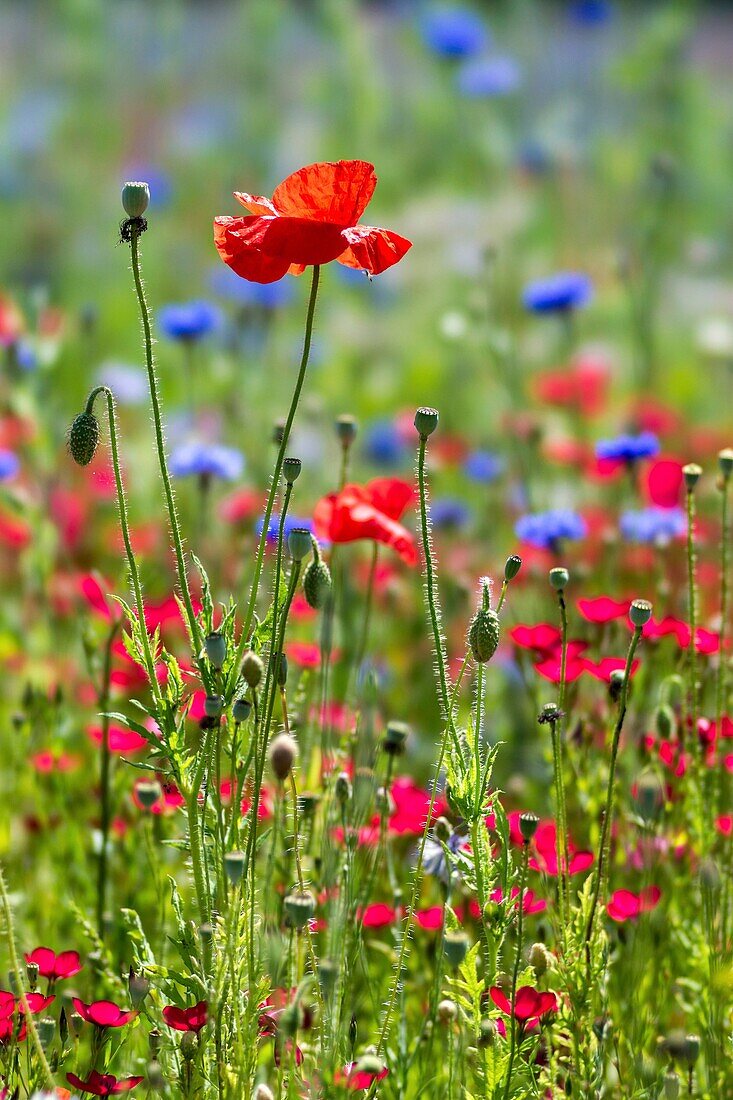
[568,1,613,26]
[0,450,19,481]
[364,420,408,466]
[522,272,593,313]
[424,830,466,883]
[595,432,660,464]
[209,265,294,308]
[256,514,314,545]
[97,362,147,405]
[158,301,222,342]
[13,341,37,371]
[431,498,472,530]
[619,507,685,544]
[457,55,521,97]
[169,442,244,481]
[421,7,488,58]
[515,509,587,550]
[463,449,503,483]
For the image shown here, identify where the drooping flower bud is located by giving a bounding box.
[68,410,100,467]
[269,732,298,781]
[241,651,263,689]
[504,555,522,582]
[122,182,150,219]
[467,580,499,663]
[204,631,227,670]
[303,538,332,609]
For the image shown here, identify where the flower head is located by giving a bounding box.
[162,1000,208,1033]
[24,947,82,982]
[314,478,417,565]
[522,272,592,313]
[66,1071,144,1096]
[489,985,558,1021]
[71,998,134,1028]
[158,300,221,342]
[515,509,587,551]
[214,160,411,283]
[619,507,685,545]
[596,431,660,466]
[607,886,661,923]
[169,442,244,481]
[457,56,520,97]
[420,7,488,57]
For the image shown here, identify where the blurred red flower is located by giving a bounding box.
[66,1071,144,1096]
[606,886,661,922]
[72,998,134,1028]
[489,985,557,1021]
[24,947,82,982]
[214,160,411,283]
[162,1001,208,1033]
[314,477,417,566]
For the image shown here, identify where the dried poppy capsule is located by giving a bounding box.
[68,411,100,467]
[414,406,439,438]
[282,456,302,484]
[519,811,540,842]
[269,733,298,781]
[283,890,316,930]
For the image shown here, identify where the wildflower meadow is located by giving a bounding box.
[1,2,733,1097]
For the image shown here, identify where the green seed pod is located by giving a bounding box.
[303,540,332,609]
[548,566,569,591]
[468,607,500,663]
[37,1017,55,1049]
[335,414,358,447]
[204,694,224,719]
[68,411,100,467]
[504,555,522,582]
[288,526,313,562]
[443,930,469,968]
[629,599,653,628]
[121,181,150,218]
[519,811,540,842]
[718,448,733,479]
[318,958,338,999]
[282,457,302,484]
[683,463,702,491]
[232,697,251,723]
[204,631,227,670]
[655,704,675,739]
[283,890,316,930]
[224,850,246,886]
[414,406,439,438]
[135,781,162,810]
[26,961,39,990]
[383,720,409,755]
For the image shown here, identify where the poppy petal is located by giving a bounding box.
[272,160,377,224]
[233,192,278,216]
[213,217,291,284]
[257,216,350,266]
[338,225,412,275]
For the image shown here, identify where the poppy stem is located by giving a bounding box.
[0,862,55,1090]
[685,484,699,740]
[584,625,643,974]
[127,227,211,693]
[232,264,321,680]
[502,840,529,1100]
[96,620,119,939]
[717,467,731,815]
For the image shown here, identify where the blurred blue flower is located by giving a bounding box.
[421,7,488,58]
[568,1,613,26]
[515,509,587,550]
[364,421,408,466]
[0,450,20,482]
[14,342,37,372]
[97,362,147,406]
[596,432,660,464]
[256,514,314,545]
[169,442,244,480]
[159,301,222,342]
[463,449,503,483]
[457,55,521,97]
[122,165,173,207]
[210,265,295,308]
[619,507,685,544]
[424,830,465,883]
[431,498,472,530]
[522,273,593,313]
[517,141,553,177]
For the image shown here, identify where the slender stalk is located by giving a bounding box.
[503,840,529,1100]
[685,486,699,738]
[0,863,55,1090]
[585,626,644,966]
[96,621,118,937]
[354,542,379,682]
[232,265,321,676]
[717,471,730,749]
[128,228,211,690]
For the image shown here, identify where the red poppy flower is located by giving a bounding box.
[510,624,562,656]
[489,887,547,915]
[162,1001,208,1033]
[314,478,417,566]
[72,999,134,1028]
[606,886,661,922]
[645,459,683,508]
[577,597,631,624]
[0,294,24,346]
[25,947,82,982]
[416,906,445,930]
[358,903,397,928]
[214,160,411,283]
[66,1071,144,1096]
[533,354,609,417]
[87,725,148,754]
[336,1063,389,1090]
[79,573,122,623]
[489,985,557,1022]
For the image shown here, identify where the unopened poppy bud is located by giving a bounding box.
[504,555,522,582]
[383,720,409,755]
[253,1086,275,1100]
[68,410,100,466]
[147,1060,165,1090]
[655,704,675,739]
[468,605,500,664]
[136,780,162,810]
[149,1028,162,1055]
[663,1073,680,1100]
[519,811,540,842]
[283,890,316,930]
[129,968,151,1008]
[303,540,332,609]
[629,599,653,628]
[232,697,251,723]
[288,526,313,562]
[241,651,263,689]
[204,694,224,719]
[608,668,626,702]
[434,816,452,843]
[25,961,39,990]
[269,732,298,781]
[529,942,550,979]
[482,899,500,924]
[414,406,439,438]
[719,448,733,479]
[437,999,457,1024]
[204,631,227,670]
[318,958,338,998]
[699,857,721,892]
[69,1011,85,1038]
[335,414,358,447]
[335,772,352,804]
[477,1018,496,1047]
[283,457,302,485]
[274,652,288,688]
[683,1035,700,1066]
[121,181,150,218]
[224,850,246,886]
[443,930,469,968]
[38,1017,55,1048]
[180,1030,197,1060]
[683,463,702,491]
[549,566,569,591]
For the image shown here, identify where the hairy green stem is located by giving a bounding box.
[685,487,699,740]
[503,840,529,1100]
